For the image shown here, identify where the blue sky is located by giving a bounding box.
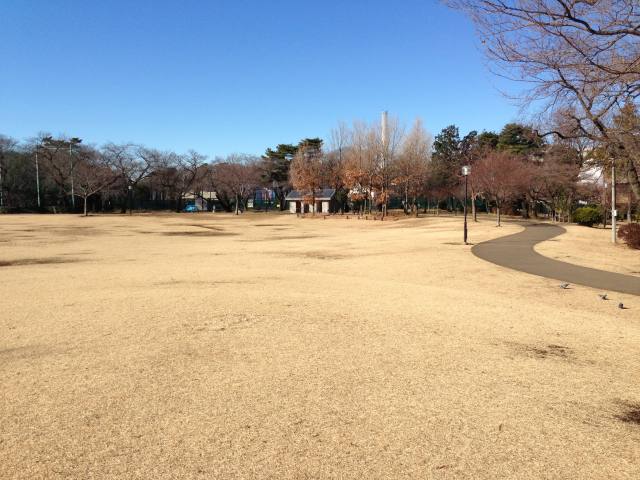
[1,0,522,156]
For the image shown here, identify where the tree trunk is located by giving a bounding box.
[278,189,287,211]
[235,194,240,215]
[83,196,88,216]
[496,205,501,226]
[522,198,530,219]
[626,158,640,200]
[404,183,409,215]
[381,197,386,220]
[120,186,129,214]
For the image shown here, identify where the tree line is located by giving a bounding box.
[0,109,635,223]
[0,135,263,215]
[285,118,623,225]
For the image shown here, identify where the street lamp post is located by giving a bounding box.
[462,165,471,244]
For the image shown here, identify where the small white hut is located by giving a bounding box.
[285,189,337,214]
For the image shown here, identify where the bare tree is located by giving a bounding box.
[375,115,404,218]
[448,0,640,196]
[35,135,80,208]
[177,151,207,211]
[539,144,583,222]
[327,122,352,212]
[152,150,206,212]
[330,122,351,165]
[338,118,405,216]
[611,102,640,213]
[102,143,158,213]
[343,121,376,214]
[0,135,18,208]
[0,137,38,209]
[190,163,218,211]
[212,154,261,215]
[73,148,118,216]
[474,150,528,225]
[397,118,432,215]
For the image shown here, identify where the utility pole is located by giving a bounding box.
[602,180,608,229]
[35,146,41,208]
[0,157,3,208]
[380,110,388,219]
[69,142,75,209]
[611,163,617,244]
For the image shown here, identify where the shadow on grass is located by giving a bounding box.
[0,257,81,267]
[0,344,60,361]
[506,342,573,360]
[616,401,640,425]
[183,224,225,231]
[161,231,237,237]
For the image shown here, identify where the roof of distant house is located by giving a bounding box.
[285,189,336,201]
[183,191,218,200]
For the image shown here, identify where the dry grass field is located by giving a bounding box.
[535,223,640,278]
[1,213,639,479]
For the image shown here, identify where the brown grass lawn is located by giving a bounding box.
[535,223,640,277]
[1,213,639,479]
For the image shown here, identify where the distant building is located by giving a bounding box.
[251,188,276,209]
[285,189,337,214]
[182,191,218,211]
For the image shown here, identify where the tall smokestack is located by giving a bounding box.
[381,110,388,151]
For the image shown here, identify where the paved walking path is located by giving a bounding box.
[472,223,640,296]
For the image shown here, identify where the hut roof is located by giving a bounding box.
[285,189,336,201]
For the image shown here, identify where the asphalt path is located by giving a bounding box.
[472,223,640,296]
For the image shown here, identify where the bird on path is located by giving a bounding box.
[598,293,608,300]
[560,283,570,289]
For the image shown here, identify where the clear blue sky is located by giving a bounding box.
[1,0,522,156]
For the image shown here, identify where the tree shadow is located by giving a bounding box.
[0,258,81,267]
[505,341,573,360]
[615,401,640,425]
[160,231,237,237]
